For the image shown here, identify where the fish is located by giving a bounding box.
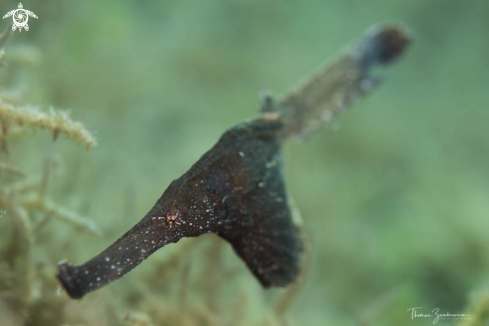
[56,25,411,299]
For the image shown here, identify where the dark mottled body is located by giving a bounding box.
[57,25,410,300]
[57,115,302,299]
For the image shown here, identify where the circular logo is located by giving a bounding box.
[13,9,28,27]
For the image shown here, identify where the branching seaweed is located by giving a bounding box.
[0,24,96,152]
[0,23,99,326]
[0,101,97,151]
[1,158,101,235]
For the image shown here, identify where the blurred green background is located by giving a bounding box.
[1,0,489,325]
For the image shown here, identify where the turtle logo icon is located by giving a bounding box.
[2,3,38,32]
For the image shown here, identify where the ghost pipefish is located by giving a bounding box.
[56,25,410,299]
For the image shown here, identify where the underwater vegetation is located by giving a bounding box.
[0,24,99,325]
[1,0,489,324]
